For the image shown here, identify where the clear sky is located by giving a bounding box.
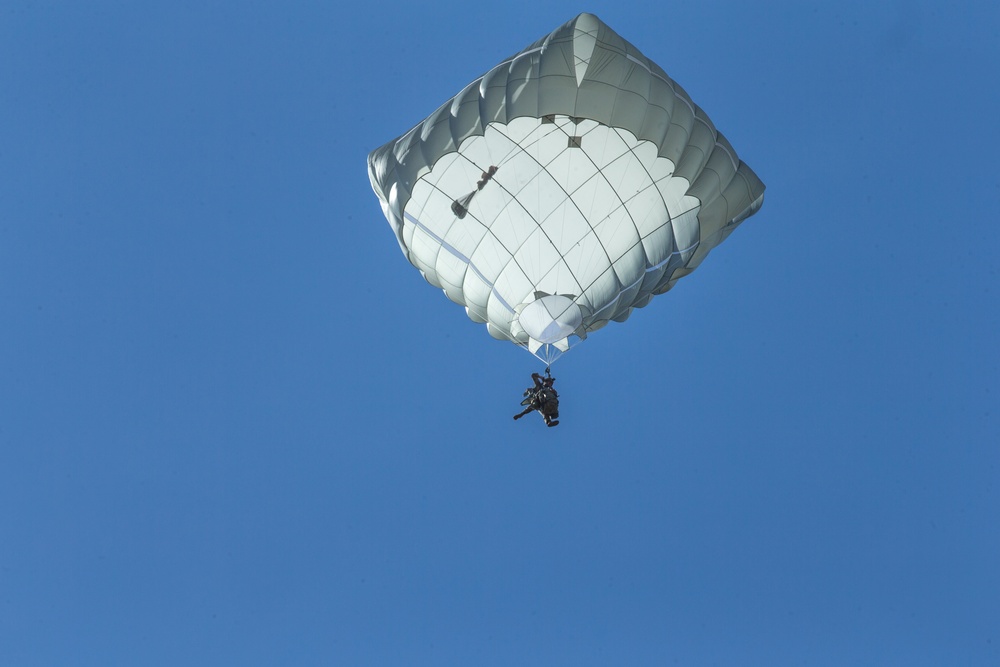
[2,1,998,665]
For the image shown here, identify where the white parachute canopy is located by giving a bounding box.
[368,13,765,365]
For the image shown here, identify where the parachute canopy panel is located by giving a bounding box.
[368,13,765,364]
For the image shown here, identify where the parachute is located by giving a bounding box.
[368,13,765,364]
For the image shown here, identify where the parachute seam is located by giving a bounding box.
[605,131,680,313]
[403,211,516,315]
[415,122,547,310]
[548,119,627,309]
[484,121,575,302]
[627,53,696,119]
[609,125,653,263]
[420,120,570,319]
[419,155,488,293]
[604,55,669,287]
[564,124,658,316]
[486,117,607,302]
[584,126,643,321]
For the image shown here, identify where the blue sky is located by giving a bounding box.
[2,1,998,665]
